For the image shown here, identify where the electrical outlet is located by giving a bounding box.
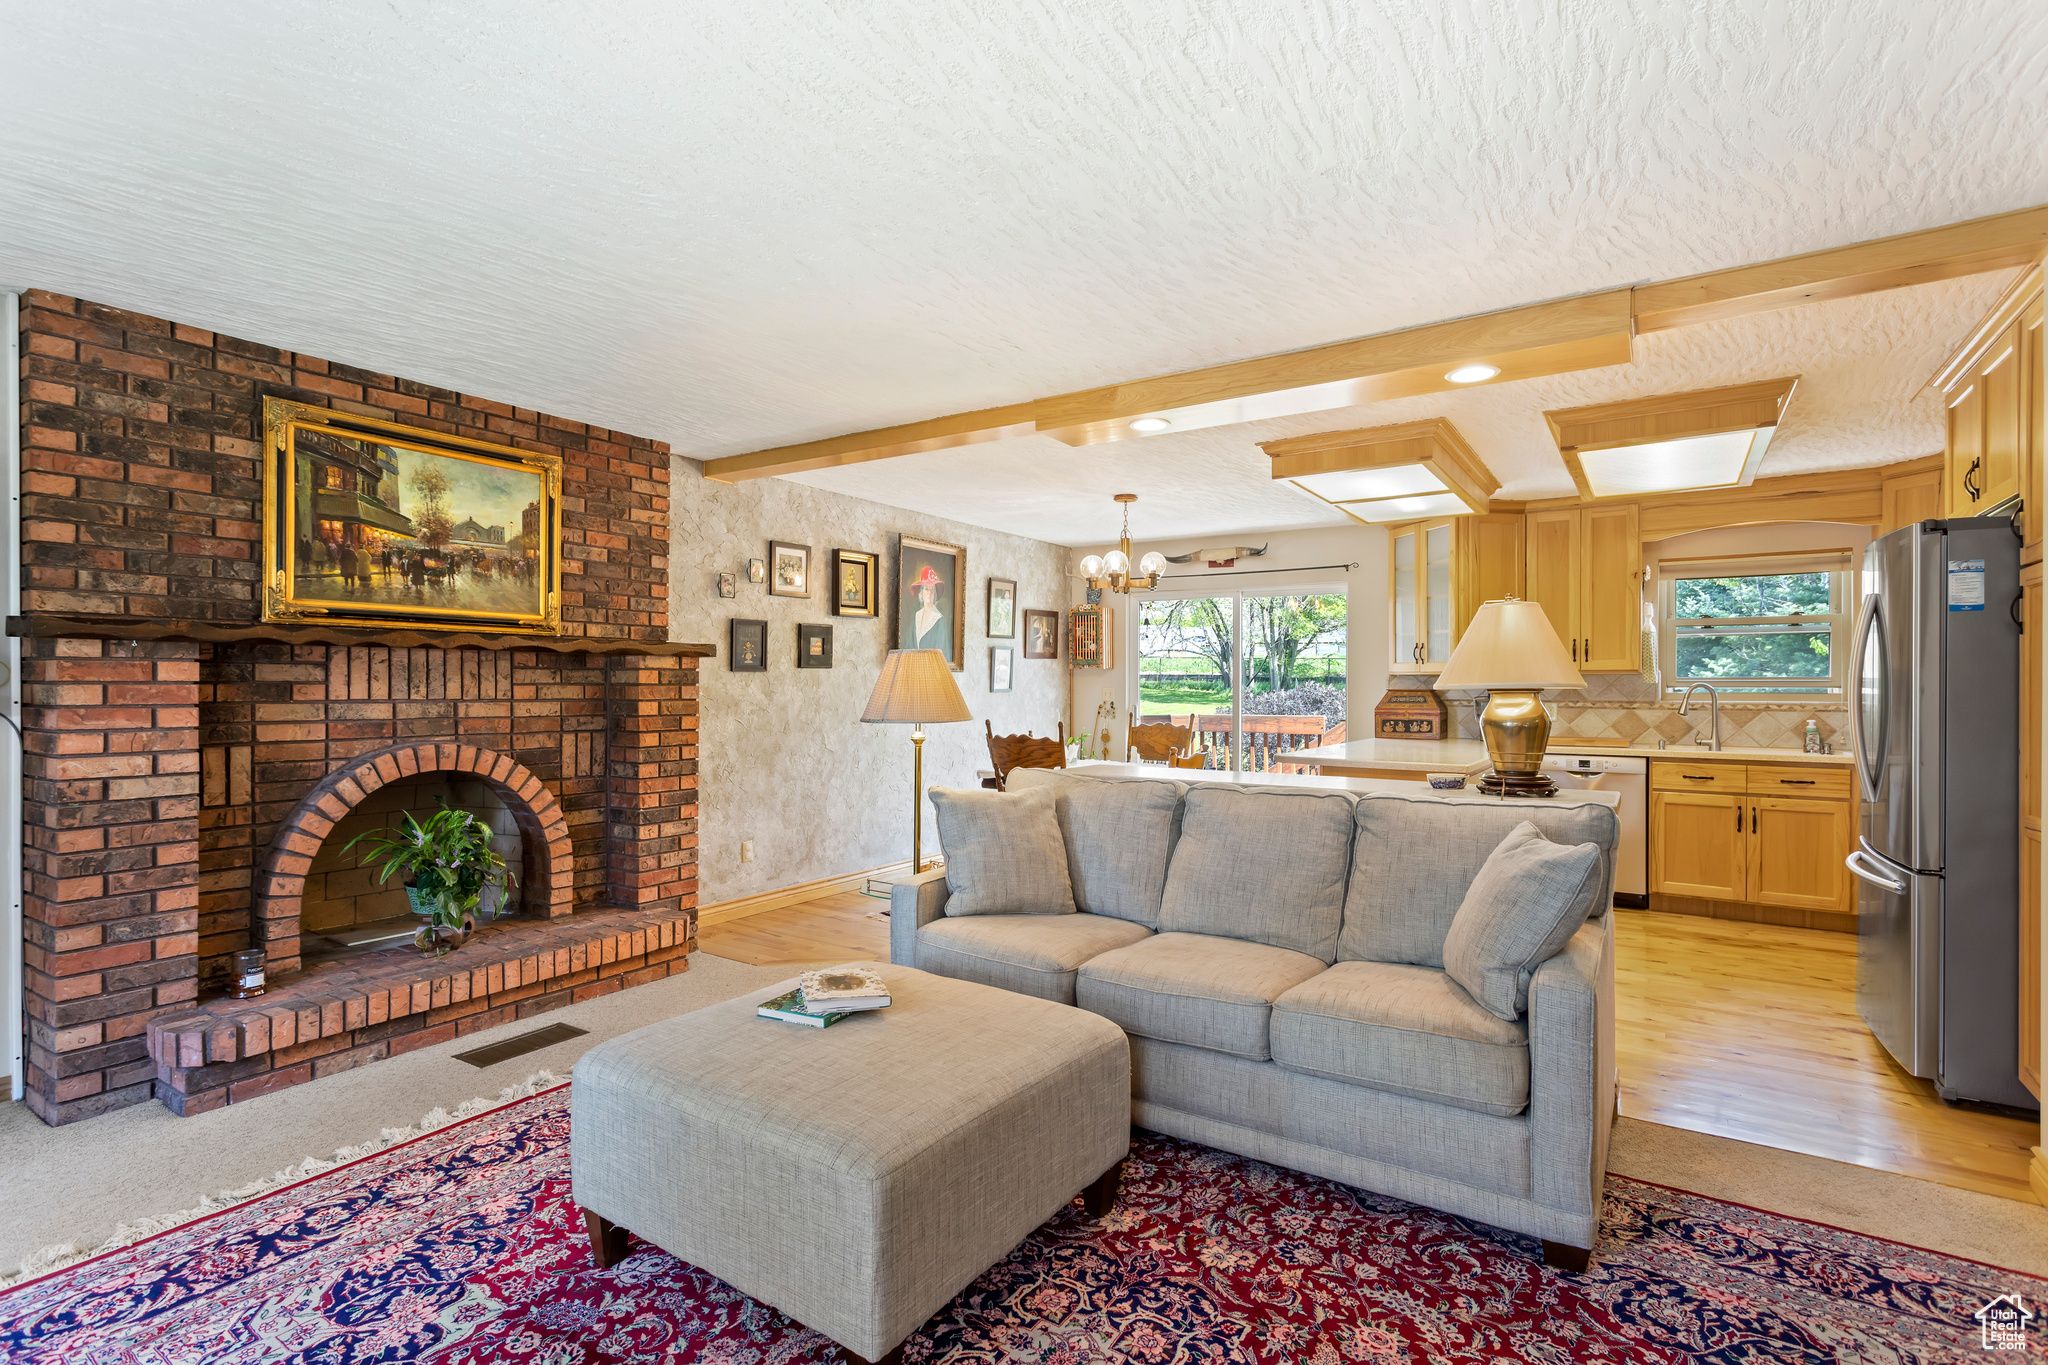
[740,841,754,863]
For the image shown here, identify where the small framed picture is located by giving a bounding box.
[989,645,1013,692]
[730,618,767,671]
[832,549,877,617]
[798,623,834,669]
[987,578,1016,638]
[769,541,811,598]
[747,558,766,584]
[717,571,736,599]
[1023,608,1060,659]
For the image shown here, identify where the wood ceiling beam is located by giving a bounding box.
[1632,204,2048,334]
[700,403,1036,483]
[701,205,2048,483]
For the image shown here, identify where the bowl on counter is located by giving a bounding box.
[1426,772,1467,790]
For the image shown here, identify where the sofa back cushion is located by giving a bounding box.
[929,785,1076,916]
[1338,793,1617,967]
[1157,786,1356,961]
[1053,776,1185,926]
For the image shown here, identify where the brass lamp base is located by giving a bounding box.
[1477,687,1557,799]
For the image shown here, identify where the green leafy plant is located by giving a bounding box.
[343,803,516,955]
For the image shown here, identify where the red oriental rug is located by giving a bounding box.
[1,1083,2038,1363]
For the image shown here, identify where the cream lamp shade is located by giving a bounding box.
[1435,599,1586,691]
[861,649,972,874]
[861,649,973,724]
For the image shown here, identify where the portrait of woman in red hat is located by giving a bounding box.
[896,535,964,667]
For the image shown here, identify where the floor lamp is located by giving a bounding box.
[861,649,973,873]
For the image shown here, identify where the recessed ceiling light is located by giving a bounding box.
[1129,417,1172,432]
[1445,364,1500,384]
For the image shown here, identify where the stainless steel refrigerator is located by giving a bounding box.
[1848,518,2035,1110]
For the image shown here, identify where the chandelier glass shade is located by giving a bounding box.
[1081,495,1165,594]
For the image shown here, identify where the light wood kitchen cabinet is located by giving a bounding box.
[1650,789,1746,900]
[1879,459,1943,534]
[1524,504,1639,672]
[1933,269,2042,521]
[1389,513,1524,673]
[2022,560,2042,1100]
[1649,758,1854,916]
[1748,796,1854,912]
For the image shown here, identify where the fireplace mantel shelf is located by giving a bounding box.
[7,613,717,658]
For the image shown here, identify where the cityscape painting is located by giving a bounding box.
[262,400,561,633]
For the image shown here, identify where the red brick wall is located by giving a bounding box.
[17,290,670,639]
[15,292,696,1125]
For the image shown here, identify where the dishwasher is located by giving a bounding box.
[1538,751,1648,907]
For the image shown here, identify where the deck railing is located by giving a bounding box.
[1137,713,1346,773]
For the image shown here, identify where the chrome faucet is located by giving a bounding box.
[1677,682,1721,751]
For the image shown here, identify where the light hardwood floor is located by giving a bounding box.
[698,892,2041,1203]
[1615,910,2039,1203]
[697,889,892,966]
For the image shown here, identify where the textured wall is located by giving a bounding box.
[669,463,1070,904]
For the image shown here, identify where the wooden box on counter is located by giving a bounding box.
[1373,689,1450,739]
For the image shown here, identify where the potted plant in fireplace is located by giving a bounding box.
[344,805,517,956]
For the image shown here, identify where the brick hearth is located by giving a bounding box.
[145,907,691,1114]
[15,290,710,1125]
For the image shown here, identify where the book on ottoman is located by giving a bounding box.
[757,989,849,1028]
[798,966,892,1015]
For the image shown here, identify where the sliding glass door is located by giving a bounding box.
[1136,588,1347,771]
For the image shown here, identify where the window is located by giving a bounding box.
[1656,551,1852,697]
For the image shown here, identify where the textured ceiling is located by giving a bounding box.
[5,3,2046,542]
[792,272,2021,542]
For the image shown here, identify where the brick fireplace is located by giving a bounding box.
[16,291,708,1125]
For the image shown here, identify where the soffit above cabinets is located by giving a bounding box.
[1261,418,1498,524]
[1544,377,1801,500]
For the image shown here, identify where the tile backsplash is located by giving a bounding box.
[1390,672,1848,752]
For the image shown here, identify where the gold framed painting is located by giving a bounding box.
[261,398,563,634]
[896,534,965,670]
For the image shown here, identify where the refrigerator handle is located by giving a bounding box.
[1845,848,1907,895]
[1849,591,1882,803]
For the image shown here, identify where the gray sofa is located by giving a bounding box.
[889,766,1619,1268]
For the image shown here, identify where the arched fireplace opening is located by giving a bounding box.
[255,741,575,976]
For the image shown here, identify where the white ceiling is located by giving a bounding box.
[792,272,2021,542]
[5,4,2047,542]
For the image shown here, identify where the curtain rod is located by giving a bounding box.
[1156,561,1359,581]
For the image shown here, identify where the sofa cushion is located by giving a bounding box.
[1338,793,1617,967]
[929,786,1076,916]
[1042,771,1184,927]
[1156,786,1356,961]
[1270,960,1530,1117]
[1442,822,1605,1020]
[1077,931,1326,1061]
[915,913,1151,1004]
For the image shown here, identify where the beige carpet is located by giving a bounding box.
[0,951,798,1272]
[1608,1115,2048,1275]
[6,954,2043,1281]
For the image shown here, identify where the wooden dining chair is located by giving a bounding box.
[985,720,1067,791]
[1128,721,1196,765]
[1168,749,1207,770]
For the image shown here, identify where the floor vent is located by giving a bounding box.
[452,1021,589,1069]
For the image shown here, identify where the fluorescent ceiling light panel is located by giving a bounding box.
[1288,465,1446,501]
[1574,429,1769,497]
[1294,488,1473,523]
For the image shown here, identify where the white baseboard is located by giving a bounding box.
[697,858,941,928]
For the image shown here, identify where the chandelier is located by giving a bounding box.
[1079,494,1168,594]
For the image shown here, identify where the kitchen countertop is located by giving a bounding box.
[1290,737,1856,769]
[1283,739,1494,773]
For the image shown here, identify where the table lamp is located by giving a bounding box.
[861,649,973,872]
[1434,598,1586,797]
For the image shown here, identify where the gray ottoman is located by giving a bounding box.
[570,962,1131,1365]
